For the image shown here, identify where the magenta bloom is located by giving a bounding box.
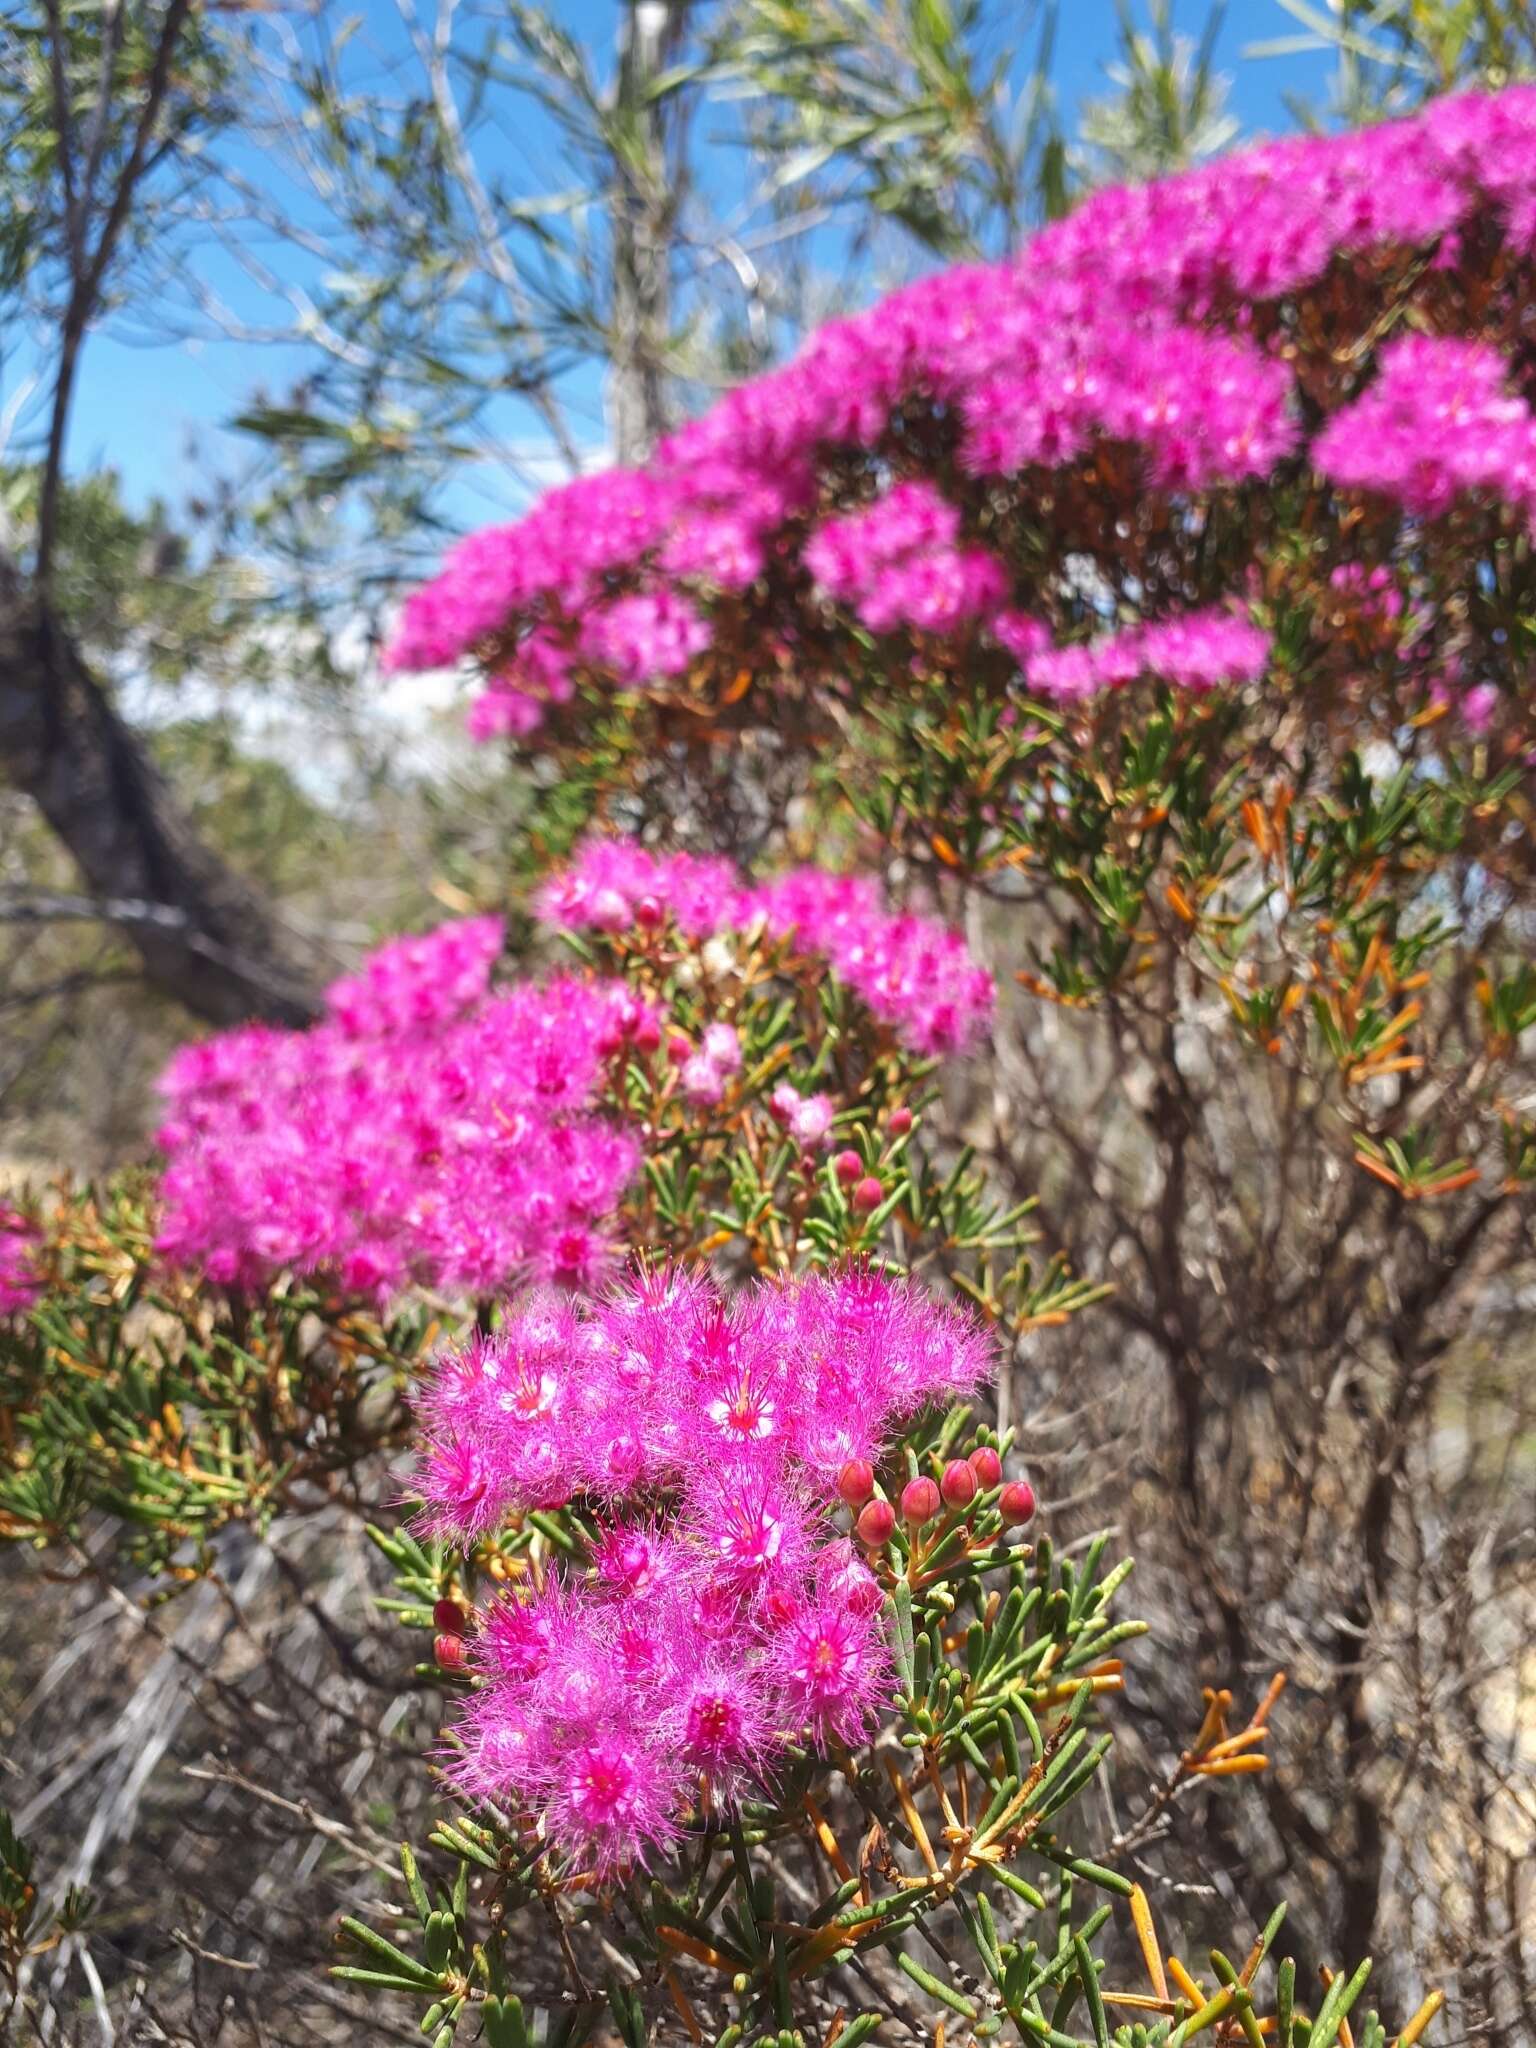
[154,923,650,1305]
[578,589,712,686]
[549,1730,686,1877]
[423,1267,997,1872]
[0,1208,43,1315]
[1021,606,1271,705]
[1313,335,1536,519]
[382,91,1536,757]
[538,840,996,1058]
[772,1597,889,1749]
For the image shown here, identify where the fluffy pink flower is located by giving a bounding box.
[424,1268,998,1867]
[578,590,712,686]
[771,1597,889,1748]
[789,1093,835,1149]
[0,1208,43,1315]
[155,923,646,1304]
[467,685,545,742]
[1022,607,1271,704]
[540,841,995,1057]
[549,1731,685,1876]
[1314,335,1536,518]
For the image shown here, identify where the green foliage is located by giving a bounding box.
[0,1807,93,2002]
[714,0,1071,258]
[0,1178,439,1576]
[1249,0,1536,121]
[341,1499,1429,2047]
[1078,0,1239,183]
[0,0,234,306]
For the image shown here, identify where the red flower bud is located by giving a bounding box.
[632,1015,661,1055]
[852,1175,884,1214]
[999,1480,1037,1527]
[968,1445,1002,1489]
[855,1498,896,1547]
[432,1597,465,1635]
[666,1033,691,1065]
[901,1475,941,1527]
[635,895,664,930]
[940,1458,978,1509]
[834,1148,863,1185]
[889,1106,913,1136]
[762,1582,798,1624]
[434,1631,467,1671]
[836,1458,875,1508]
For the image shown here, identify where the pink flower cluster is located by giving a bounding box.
[324,916,505,1038]
[418,1267,994,1872]
[385,88,1536,718]
[0,1208,43,1314]
[804,481,1008,635]
[155,919,649,1301]
[1314,336,1536,519]
[678,1021,742,1107]
[769,1081,835,1150]
[466,628,578,742]
[577,589,712,686]
[1021,607,1272,705]
[1328,563,1406,624]
[537,840,995,1058]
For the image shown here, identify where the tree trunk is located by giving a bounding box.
[609,0,689,464]
[0,575,321,1029]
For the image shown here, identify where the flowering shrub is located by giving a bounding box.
[388,87,1536,741]
[12,84,1521,2048]
[145,849,1061,1330]
[303,1091,1470,2048]
[387,86,1536,1202]
[344,1259,1436,2046]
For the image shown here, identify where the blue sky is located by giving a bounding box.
[25,0,1338,526]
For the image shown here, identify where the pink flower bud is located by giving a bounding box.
[856,1498,895,1547]
[681,1054,726,1105]
[852,1176,884,1214]
[834,1149,862,1186]
[635,895,664,929]
[968,1445,1002,1489]
[432,1597,465,1635]
[901,1476,941,1527]
[999,1480,1037,1527]
[762,1582,798,1625]
[790,1095,834,1147]
[434,1632,467,1671]
[940,1458,978,1509]
[837,1458,875,1507]
[632,1015,661,1055]
[888,1106,913,1136]
[590,888,629,933]
[702,1021,742,1073]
